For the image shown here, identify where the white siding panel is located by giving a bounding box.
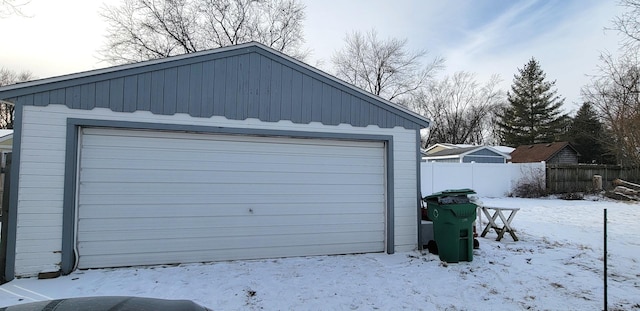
[76,129,386,269]
[16,240,62,254]
[14,253,60,275]
[14,105,419,276]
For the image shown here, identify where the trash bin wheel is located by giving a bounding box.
[427,240,439,255]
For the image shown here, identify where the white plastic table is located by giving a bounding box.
[480,206,520,241]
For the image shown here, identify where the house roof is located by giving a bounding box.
[423,145,511,160]
[0,129,12,139]
[492,146,515,154]
[429,146,480,157]
[423,143,513,157]
[0,129,12,150]
[422,143,457,154]
[510,142,577,163]
[0,42,430,130]
[421,144,449,156]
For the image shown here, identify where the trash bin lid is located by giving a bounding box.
[423,188,476,201]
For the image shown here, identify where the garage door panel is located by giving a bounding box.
[82,141,381,162]
[79,202,385,219]
[79,170,383,184]
[79,223,386,241]
[79,157,384,172]
[77,129,386,269]
[82,127,381,150]
[80,146,383,165]
[78,213,385,232]
[79,182,384,196]
[80,230,385,255]
[81,242,386,269]
[78,193,386,205]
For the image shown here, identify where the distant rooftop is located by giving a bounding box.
[510,142,575,163]
[423,143,513,156]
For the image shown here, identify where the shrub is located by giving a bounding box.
[511,165,547,198]
[559,192,584,200]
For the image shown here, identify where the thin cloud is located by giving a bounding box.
[439,1,621,111]
[445,0,564,63]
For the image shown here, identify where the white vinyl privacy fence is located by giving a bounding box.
[420,161,546,197]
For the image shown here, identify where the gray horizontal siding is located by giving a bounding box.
[430,158,459,163]
[463,156,506,163]
[469,149,501,157]
[548,149,579,164]
[18,50,421,130]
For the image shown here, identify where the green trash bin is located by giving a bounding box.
[423,189,477,263]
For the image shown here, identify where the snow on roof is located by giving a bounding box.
[424,145,511,159]
[492,146,515,154]
[424,143,514,156]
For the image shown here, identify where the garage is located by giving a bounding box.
[0,42,429,280]
[76,128,386,269]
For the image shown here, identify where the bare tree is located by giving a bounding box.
[581,0,640,165]
[581,53,640,165]
[412,72,504,147]
[0,68,35,129]
[331,29,443,104]
[611,0,640,51]
[100,0,307,64]
[0,0,30,17]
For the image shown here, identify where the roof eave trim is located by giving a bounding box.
[0,43,257,95]
[422,155,459,160]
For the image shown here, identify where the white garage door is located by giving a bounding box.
[76,128,386,269]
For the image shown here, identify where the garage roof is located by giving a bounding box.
[0,42,430,130]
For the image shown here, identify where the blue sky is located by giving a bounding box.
[303,0,622,113]
[0,0,623,113]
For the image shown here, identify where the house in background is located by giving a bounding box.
[0,129,12,145]
[421,143,466,155]
[422,145,511,163]
[0,129,11,213]
[510,142,579,164]
[0,129,12,167]
[423,143,514,156]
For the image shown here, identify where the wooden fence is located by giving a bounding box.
[546,164,640,193]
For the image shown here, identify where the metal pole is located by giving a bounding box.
[604,208,608,311]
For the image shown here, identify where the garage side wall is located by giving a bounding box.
[13,104,418,277]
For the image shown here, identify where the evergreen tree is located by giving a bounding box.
[497,58,569,146]
[565,103,615,164]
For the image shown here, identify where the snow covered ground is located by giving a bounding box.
[0,197,638,310]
